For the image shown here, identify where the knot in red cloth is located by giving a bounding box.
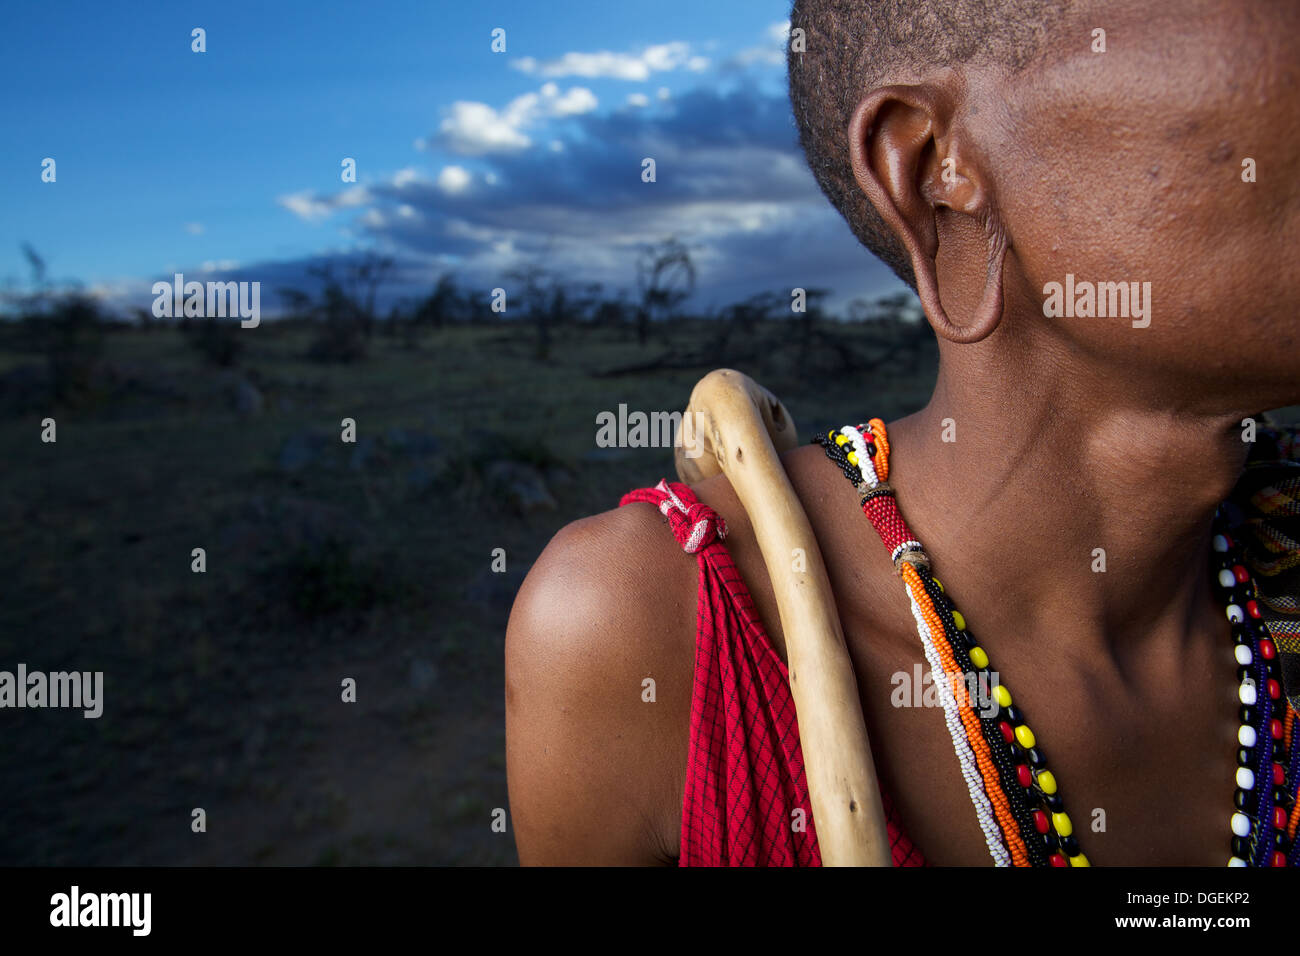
[651,479,727,553]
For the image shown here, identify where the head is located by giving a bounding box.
[789,0,1300,416]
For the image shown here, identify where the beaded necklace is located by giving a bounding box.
[814,419,1300,866]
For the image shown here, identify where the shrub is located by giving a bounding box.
[30,295,105,404]
[183,318,244,367]
[283,537,397,617]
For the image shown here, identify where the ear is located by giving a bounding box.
[848,84,1007,344]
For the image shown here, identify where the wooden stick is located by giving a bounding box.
[674,368,891,866]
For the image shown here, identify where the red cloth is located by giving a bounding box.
[619,479,926,867]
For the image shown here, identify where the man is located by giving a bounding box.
[504,0,1300,865]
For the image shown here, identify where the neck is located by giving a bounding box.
[884,343,1252,672]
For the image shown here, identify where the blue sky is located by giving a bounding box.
[0,0,909,316]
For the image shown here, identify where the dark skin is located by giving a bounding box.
[505,0,1300,865]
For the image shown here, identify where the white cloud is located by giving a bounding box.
[444,218,501,243]
[510,42,698,81]
[279,191,334,222]
[437,84,598,155]
[729,47,784,68]
[541,83,598,116]
[728,21,791,70]
[278,185,371,222]
[335,185,372,208]
[86,279,139,300]
[437,165,472,194]
[200,259,239,273]
[184,222,204,235]
[439,101,531,153]
[657,86,672,101]
[626,92,649,108]
[393,167,425,188]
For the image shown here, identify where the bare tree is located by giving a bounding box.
[276,286,314,320]
[414,274,461,330]
[567,281,606,324]
[304,261,368,362]
[6,242,52,317]
[635,237,695,345]
[21,243,48,292]
[505,263,559,360]
[344,251,396,337]
[706,290,781,362]
[794,287,830,371]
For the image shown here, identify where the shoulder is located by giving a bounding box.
[503,441,896,864]
[507,491,700,676]
[504,489,698,864]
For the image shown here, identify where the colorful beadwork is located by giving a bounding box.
[814,420,1300,866]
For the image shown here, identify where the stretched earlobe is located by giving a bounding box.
[913,213,1008,344]
[848,85,1008,344]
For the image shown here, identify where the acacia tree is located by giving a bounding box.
[304,261,368,362]
[709,289,782,362]
[415,274,461,329]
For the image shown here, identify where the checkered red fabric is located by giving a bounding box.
[620,479,927,867]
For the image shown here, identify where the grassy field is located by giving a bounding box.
[0,314,941,865]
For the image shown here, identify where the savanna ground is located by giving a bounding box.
[0,305,943,865]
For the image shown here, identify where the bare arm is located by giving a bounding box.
[504,504,697,865]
